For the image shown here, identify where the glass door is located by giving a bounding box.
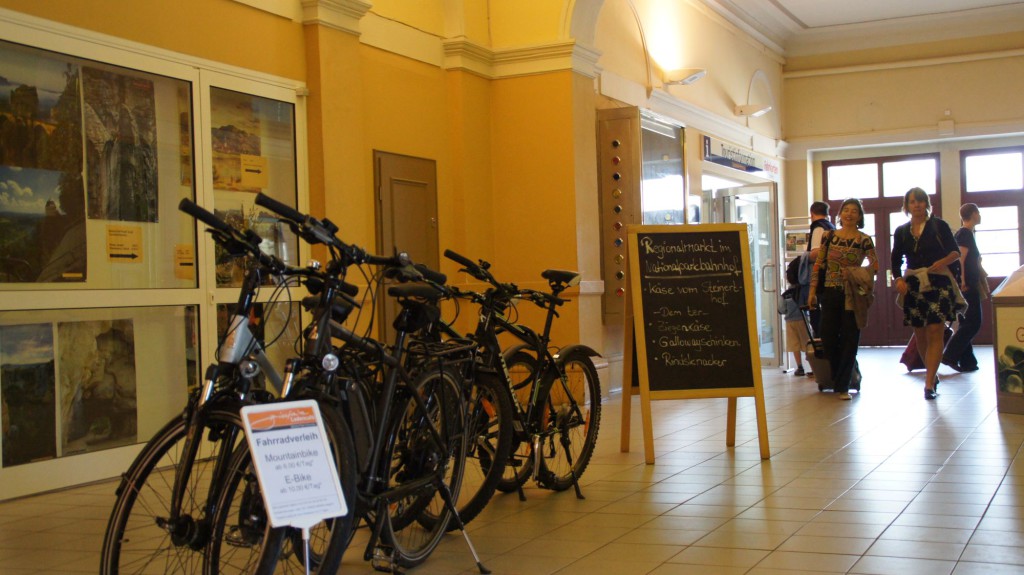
[706,183,781,366]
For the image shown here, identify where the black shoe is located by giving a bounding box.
[795,367,806,376]
[925,388,937,400]
[961,364,979,372]
[941,358,962,372]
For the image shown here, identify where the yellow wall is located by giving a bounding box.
[0,0,306,81]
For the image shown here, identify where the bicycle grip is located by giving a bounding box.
[338,279,359,297]
[443,249,477,270]
[255,192,305,224]
[414,263,447,285]
[178,199,230,234]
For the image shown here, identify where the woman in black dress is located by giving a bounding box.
[891,187,965,400]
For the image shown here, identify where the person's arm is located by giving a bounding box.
[807,232,827,307]
[929,219,961,273]
[958,245,969,291]
[808,227,824,261]
[863,235,878,279]
[892,226,909,295]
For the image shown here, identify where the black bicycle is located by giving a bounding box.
[444,250,602,499]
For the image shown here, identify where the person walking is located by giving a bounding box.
[891,187,965,400]
[807,198,878,400]
[942,203,987,372]
[806,201,835,336]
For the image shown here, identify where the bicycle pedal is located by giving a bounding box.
[371,546,399,573]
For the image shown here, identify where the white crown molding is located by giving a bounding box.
[786,4,1024,58]
[300,0,372,36]
[233,0,303,21]
[784,47,1024,79]
[443,37,602,79]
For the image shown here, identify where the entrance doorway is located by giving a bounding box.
[705,181,780,366]
[374,151,439,341]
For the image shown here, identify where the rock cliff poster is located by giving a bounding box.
[211,89,262,193]
[58,319,138,456]
[83,66,158,223]
[0,323,57,467]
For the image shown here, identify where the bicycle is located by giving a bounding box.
[207,194,489,573]
[100,199,308,575]
[443,250,602,499]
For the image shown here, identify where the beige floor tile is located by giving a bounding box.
[778,534,875,555]
[880,524,973,544]
[648,564,747,575]
[667,545,769,567]
[952,562,1024,574]
[866,538,966,561]
[960,543,1024,566]
[850,554,956,574]
[754,550,861,572]
[555,556,662,574]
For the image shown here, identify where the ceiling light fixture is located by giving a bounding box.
[663,68,707,86]
[734,104,772,118]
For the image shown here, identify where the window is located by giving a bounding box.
[0,16,306,497]
[961,147,1024,277]
[824,155,938,204]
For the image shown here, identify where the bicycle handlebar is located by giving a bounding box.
[178,198,288,275]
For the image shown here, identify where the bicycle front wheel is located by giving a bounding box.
[100,405,246,575]
[382,365,467,568]
[536,350,601,491]
[205,402,357,575]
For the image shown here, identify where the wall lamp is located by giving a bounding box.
[734,104,772,118]
[663,68,707,86]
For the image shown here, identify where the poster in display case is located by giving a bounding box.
[0,323,57,467]
[211,89,262,193]
[58,319,138,456]
[0,42,87,284]
[83,66,159,223]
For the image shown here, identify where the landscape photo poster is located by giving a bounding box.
[211,89,262,193]
[0,323,57,467]
[0,166,87,283]
[0,41,87,283]
[83,66,159,223]
[58,319,138,456]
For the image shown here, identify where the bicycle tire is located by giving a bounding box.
[495,349,537,493]
[381,365,467,568]
[204,400,357,575]
[100,405,246,575]
[536,350,601,492]
[424,370,513,531]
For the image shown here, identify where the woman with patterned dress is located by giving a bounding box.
[807,198,878,400]
[891,187,964,400]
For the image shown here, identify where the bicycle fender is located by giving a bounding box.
[554,344,602,361]
[501,343,532,361]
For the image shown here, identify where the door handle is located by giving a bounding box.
[886,269,892,287]
[761,262,776,292]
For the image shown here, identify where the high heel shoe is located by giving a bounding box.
[924,387,937,400]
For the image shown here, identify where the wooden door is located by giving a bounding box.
[858,202,916,346]
[374,151,439,341]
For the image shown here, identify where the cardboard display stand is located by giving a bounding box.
[619,224,770,463]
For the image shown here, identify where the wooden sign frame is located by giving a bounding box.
[619,224,770,463]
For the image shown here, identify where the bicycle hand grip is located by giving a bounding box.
[414,263,447,285]
[255,192,305,224]
[179,199,230,234]
[443,249,477,270]
[338,280,359,297]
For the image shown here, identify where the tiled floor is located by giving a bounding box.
[5,346,1024,574]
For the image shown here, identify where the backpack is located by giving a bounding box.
[794,253,812,287]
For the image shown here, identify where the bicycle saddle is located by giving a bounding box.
[541,269,581,287]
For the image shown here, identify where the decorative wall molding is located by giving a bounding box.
[300,0,372,36]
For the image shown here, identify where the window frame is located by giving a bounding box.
[960,146,1024,278]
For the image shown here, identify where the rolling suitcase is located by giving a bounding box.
[899,325,953,372]
[800,306,860,393]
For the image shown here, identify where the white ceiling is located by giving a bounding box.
[702,0,1024,56]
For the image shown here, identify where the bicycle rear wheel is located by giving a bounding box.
[536,350,601,491]
[381,365,467,568]
[205,402,357,575]
[100,405,246,575]
[496,349,536,493]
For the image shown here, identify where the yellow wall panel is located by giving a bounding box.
[0,0,306,81]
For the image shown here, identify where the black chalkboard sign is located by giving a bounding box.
[628,224,759,393]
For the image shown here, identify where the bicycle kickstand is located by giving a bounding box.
[559,432,586,500]
[436,478,491,574]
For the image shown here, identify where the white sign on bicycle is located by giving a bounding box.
[241,400,348,529]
